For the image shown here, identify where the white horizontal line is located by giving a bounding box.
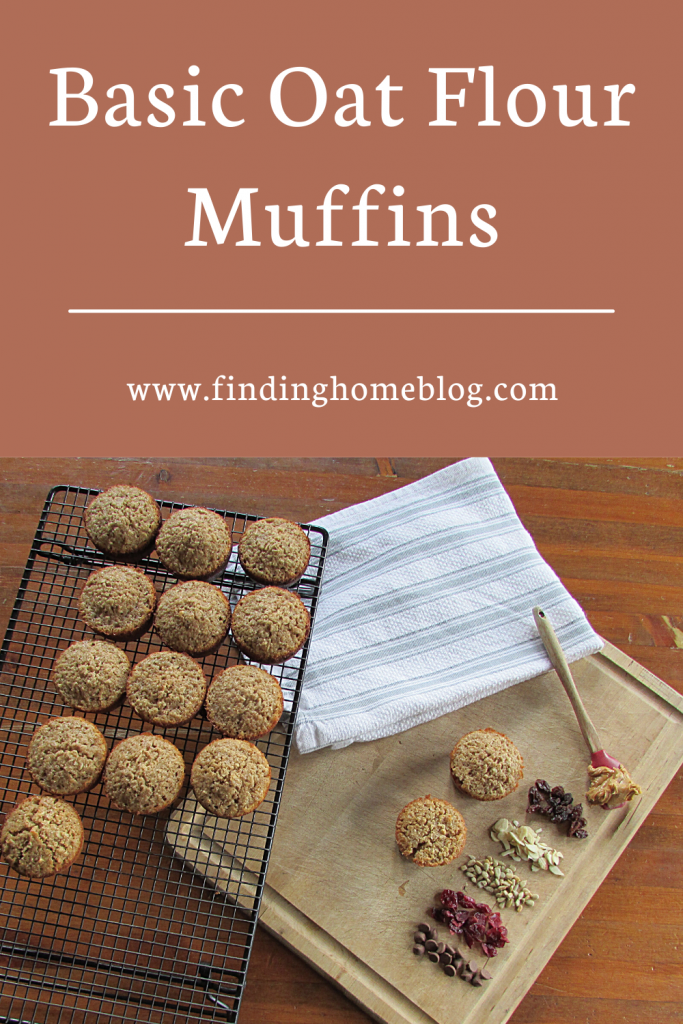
[68,308,615,314]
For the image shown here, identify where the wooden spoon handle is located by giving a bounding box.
[532,606,602,755]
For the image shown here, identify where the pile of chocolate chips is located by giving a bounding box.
[412,923,492,986]
[527,779,588,838]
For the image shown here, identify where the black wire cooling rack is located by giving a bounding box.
[0,487,328,1024]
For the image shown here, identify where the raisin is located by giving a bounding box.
[527,780,589,838]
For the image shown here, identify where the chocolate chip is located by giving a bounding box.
[418,922,431,933]
[443,964,456,977]
[460,970,473,982]
[468,961,478,973]
[414,931,427,944]
[439,952,452,965]
[428,928,438,941]
[427,952,439,963]
[412,945,425,956]
[471,974,484,987]
[435,941,446,954]
[480,968,493,981]
[424,940,438,952]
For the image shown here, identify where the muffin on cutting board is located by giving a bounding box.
[395,795,467,866]
[450,728,524,800]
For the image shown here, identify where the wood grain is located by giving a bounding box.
[0,457,681,1024]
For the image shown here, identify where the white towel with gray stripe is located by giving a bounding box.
[294,458,602,755]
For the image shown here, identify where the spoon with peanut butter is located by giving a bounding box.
[533,607,642,810]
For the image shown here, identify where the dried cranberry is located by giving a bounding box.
[432,891,509,957]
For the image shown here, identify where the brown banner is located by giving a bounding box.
[3,1,678,454]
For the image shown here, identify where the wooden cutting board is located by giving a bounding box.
[167,642,683,1024]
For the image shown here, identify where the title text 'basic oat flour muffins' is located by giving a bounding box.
[395,795,467,867]
[238,518,311,586]
[230,587,310,664]
[156,507,232,580]
[154,581,231,656]
[0,795,84,879]
[191,738,271,818]
[205,665,284,740]
[52,640,131,712]
[79,565,157,639]
[127,652,207,727]
[84,485,161,558]
[450,728,524,801]
[103,734,186,815]
[28,717,108,796]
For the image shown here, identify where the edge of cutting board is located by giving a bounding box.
[258,888,438,1024]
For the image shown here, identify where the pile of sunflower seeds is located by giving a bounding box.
[461,855,539,910]
[490,818,565,875]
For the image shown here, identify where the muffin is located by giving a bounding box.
[84,485,161,558]
[28,717,107,796]
[103,734,185,815]
[154,581,231,656]
[156,507,231,580]
[79,565,157,639]
[238,518,311,586]
[230,587,310,664]
[395,795,467,867]
[53,640,131,712]
[205,665,284,740]
[450,728,524,801]
[0,795,84,879]
[191,738,271,818]
[128,652,206,727]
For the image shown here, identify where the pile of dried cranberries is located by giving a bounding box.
[431,890,509,959]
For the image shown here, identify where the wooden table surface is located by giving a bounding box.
[1,457,681,1024]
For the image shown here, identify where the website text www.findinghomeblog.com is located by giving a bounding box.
[126,376,558,409]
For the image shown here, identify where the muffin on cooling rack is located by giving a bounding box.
[79,565,157,639]
[28,717,107,796]
[450,728,524,801]
[84,485,161,558]
[0,795,84,879]
[238,518,311,586]
[154,581,231,656]
[103,734,185,815]
[191,738,271,818]
[230,587,310,664]
[127,651,207,727]
[205,665,284,740]
[52,640,131,712]
[156,507,231,580]
[395,795,467,867]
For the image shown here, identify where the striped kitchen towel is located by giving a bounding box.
[294,458,602,754]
